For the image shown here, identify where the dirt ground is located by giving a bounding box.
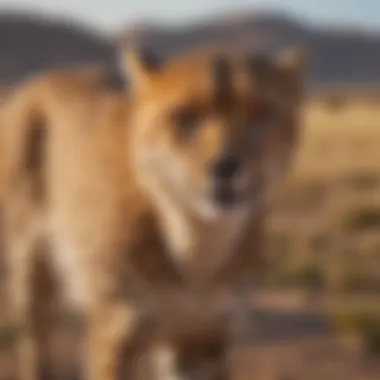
[0,288,379,380]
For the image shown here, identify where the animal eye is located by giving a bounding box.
[249,120,271,144]
[249,106,275,143]
[171,107,199,139]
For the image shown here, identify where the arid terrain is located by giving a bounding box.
[0,90,379,379]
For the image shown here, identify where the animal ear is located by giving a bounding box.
[118,45,161,91]
[275,46,311,96]
[276,46,311,78]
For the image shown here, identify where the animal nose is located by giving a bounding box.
[211,154,241,180]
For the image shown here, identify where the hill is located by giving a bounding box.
[122,12,380,86]
[0,12,117,87]
[0,10,380,87]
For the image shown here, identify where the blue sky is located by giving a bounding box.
[0,0,378,32]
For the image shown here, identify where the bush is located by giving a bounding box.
[331,304,380,355]
[0,323,19,350]
[340,205,380,232]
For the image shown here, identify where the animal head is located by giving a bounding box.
[123,46,309,220]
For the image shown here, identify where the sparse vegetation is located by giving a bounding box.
[0,324,19,351]
[263,96,380,298]
[341,170,380,191]
[340,204,380,232]
[331,302,380,355]
[324,95,347,112]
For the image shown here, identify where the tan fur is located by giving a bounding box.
[0,47,309,380]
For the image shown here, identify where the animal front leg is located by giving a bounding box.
[212,216,264,291]
[85,301,150,380]
[151,335,231,380]
[9,239,57,380]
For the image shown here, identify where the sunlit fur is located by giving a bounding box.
[0,46,309,380]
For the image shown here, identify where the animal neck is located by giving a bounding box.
[138,171,252,282]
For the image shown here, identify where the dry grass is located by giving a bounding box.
[295,101,380,179]
[262,95,380,366]
[264,96,380,295]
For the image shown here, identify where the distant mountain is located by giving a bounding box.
[0,11,380,87]
[122,12,380,86]
[0,12,117,87]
